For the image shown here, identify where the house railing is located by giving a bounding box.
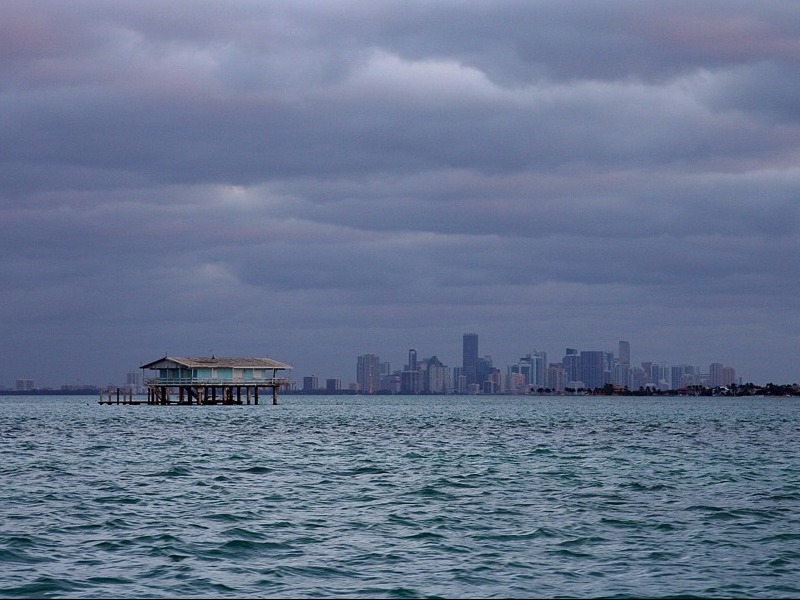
[145,377,291,387]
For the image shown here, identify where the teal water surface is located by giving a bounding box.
[1,394,799,598]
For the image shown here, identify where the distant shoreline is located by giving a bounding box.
[2,384,799,398]
[0,389,103,396]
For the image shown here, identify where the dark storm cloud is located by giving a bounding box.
[1,1,799,386]
[3,1,798,189]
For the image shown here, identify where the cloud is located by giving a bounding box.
[1,1,799,386]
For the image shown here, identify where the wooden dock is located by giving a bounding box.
[98,387,143,405]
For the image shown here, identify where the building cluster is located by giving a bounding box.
[2,372,145,394]
[4,337,739,395]
[15,379,35,391]
[331,334,738,395]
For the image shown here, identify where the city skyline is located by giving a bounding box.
[2,333,744,392]
[343,335,740,394]
[2,3,800,389]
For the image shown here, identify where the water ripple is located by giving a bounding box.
[1,394,799,598]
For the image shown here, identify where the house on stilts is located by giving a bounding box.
[138,356,293,405]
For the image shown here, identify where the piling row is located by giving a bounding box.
[100,384,280,405]
[145,384,279,405]
[98,387,141,405]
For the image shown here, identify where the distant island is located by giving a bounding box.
[0,387,103,396]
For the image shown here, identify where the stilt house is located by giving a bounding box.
[140,356,293,405]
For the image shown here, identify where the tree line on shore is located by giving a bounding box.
[553,382,800,396]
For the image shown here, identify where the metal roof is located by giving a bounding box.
[140,356,292,370]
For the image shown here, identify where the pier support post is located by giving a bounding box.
[273,386,278,405]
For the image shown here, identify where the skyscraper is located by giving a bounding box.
[463,333,478,386]
[618,341,630,366]
[710,363,736,387]
[709,362,724,387]
[563,348,581,384]
[580,350,606,390]
[356,353,381,394]
[509,351,547,387]
[407,349,417,372]
[402,349,420,394]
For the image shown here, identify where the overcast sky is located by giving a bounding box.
[2,1,800,388]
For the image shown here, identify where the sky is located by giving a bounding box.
[2,1,800,388]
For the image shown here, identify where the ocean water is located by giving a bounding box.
[1,394,799,599]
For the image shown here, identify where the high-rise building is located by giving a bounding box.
[302,376,319,392]
[420,355,451,394]
[546,363,567,392]
[483,369,501,394]
[126,371,143,394]
[509,351,547,388]
[580,351,606,390]
[356,353,381,394]
[477,355,494,387]
[507,361,531,390]
[655,363,671,390]
[671,365,698,389]
[381,371,401,394]
[400,370,418,394]
[16,379,34,391]
[640,362,653,384]
[618,341,630,366]
[709,362,724,387]
[326,378,341,392]
[509,371,527,392]
[722,366,736,386]
[710,363,736,387]
[612,361,630,387]
[407,349,417,373]
[631,366,648,390]
[563,349,581,383]
[463,333,479,386]
[530,351,547,387]
[380,361,391,380]
[400,348,421,393]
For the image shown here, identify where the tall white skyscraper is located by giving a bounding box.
[356,353,381,394]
